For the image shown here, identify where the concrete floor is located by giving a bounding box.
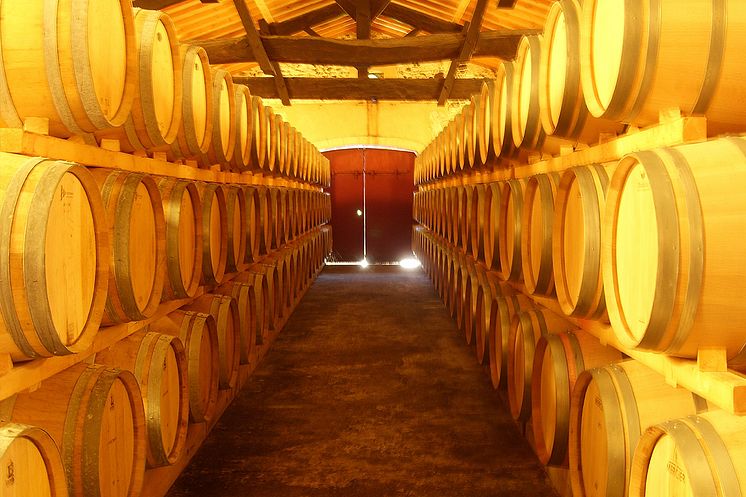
[167,265,557,497]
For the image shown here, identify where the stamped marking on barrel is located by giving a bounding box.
[5,461,14,486]
[667,461,686,482]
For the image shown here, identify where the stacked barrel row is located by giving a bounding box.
[0,0,330,185]
[413,220,746,497]
[0,224,331,497]
[415,0,746,184]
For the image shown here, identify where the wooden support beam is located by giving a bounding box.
[196,29,534,65]
[304,26,321,37]
[266,4,345,36]
[355,0,371,78]
[438,0,488,105]
[497,0,518,7]
[371,0,391,19]
[380,3,462,33]
[334,0,357,19]
[231,0,290,105]
[232,77,489,100]
[405,28,421,37]
[133,0,217,8]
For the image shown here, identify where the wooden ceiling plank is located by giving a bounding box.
[234,77,489,100]
[267,4,345,35]
[196,29,533,65]
[380,3,462,33]
[438,0,488,105]
[252,0,274,22]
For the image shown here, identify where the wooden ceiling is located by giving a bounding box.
[135,0,553,103]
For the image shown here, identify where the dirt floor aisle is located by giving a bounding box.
[167,265,557,497]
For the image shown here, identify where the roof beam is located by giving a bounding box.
[355,0,371,78]
[195,29,534,65]
[231,0,290,105]
[334,0,357,19]
[233,77,489,100]
[380,3,462,33]
[438,0,488,105]
[265,4,345,36]
[133,0,218,8]
[497,0,519,7]
[371,0,391,19]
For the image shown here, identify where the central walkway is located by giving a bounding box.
[167,266,557,497]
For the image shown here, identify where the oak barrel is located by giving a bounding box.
[579,0,746,133]
[10,363,146,497]
[507,308,575,422]
[0,154,109,360]
[0,423,68,497]
[231,85,253,171]
[197,182,228,286]
[521,173,560,296]
[243,186,262,263]
[539,0,622,144]
[203,69,236,167]
[93,169,165,325]
[151,310,219,423]
[603,137,746,359]
[95,330,189,468]
[553,163,613,319]
[530,330,621,466]
[0,0,137,137]
[223,185,247,273]
[498,179,526,282]
[629,410,746,497]
[483,182,502,271]
[216,281,256,365]
[170,45,213,160]
[234,269,270,345]
[487,293,533,389]
[115,8,182,152]
[491,62,518,160]
[158,177,202,300]
[249,96,267,169]
[184,294,240,390]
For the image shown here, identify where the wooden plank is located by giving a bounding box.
[355,0,371,79]
[232,0,275,75]
[381,3,463,33]
[196,29,533,65]
[0,129,322,190]
[234,77,489,100]
[497,0,518,7]
[267,4,345,35]
[232,0,290,105]
[304,26,321,37]
[405,28,421,37]
[438,0,488,105]
[334,0,357,18]
[371,0,391,19]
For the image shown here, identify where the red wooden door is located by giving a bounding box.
[326,148,415,263]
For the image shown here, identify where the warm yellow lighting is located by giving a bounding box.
[359,258,369,268]
[356,209,363,216]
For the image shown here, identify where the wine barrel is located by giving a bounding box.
[170,45,213,160]
[255,187,272,255]
[472,83,492,166]
[487,293,533,389]
[538,0,622,144]
[530,330,621,466]
[498,179,525,282]
[521,173,560,296]
[115,9,182,152]
[93,169,165,325]
[461,257,481,344]
[249,96,267,169]
[463,103,476,169]
[198,182,228,286]
[230,85,253,171]
[224,185,247,273]
[604,137,746,359]
[184,294,240,390]
[569,360,707,497]
[469,185,487,261]
[277,117,289,176]
[150,311,219,423]
[629,410,746,497]
[243,186,261,263]
[507,308,575,422]
[553,163,613,319]
[217,281,256,365]
[265,107,278,173]
[0,155,108,360]
[512,35,549,151]
[460,185,474,253]
[483,182,502,271]
[491,62,518,161]
[10,363,146,497]
[158,177,202,300]
[95,330,189,468]
[0,0,137,137]
[579,0,746,133]
[0,423,68,497]
[474,271,508,364]
[204,69,236,167]
[235,268,270,345]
